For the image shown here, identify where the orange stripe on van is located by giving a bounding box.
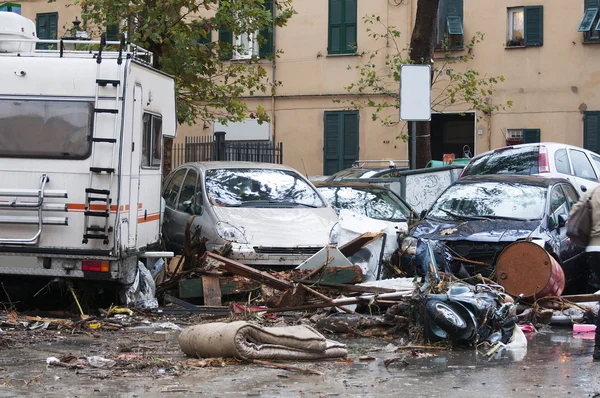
[67,204,119,212]
[138,212,160,223]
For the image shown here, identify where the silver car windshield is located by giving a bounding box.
[205,168,325,208]
[318,186,411,221]
[429,182,546,221]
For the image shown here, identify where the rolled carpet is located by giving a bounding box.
[179,321,348,360]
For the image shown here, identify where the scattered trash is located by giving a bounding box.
[120,261,159,309]
[87,356,116,369]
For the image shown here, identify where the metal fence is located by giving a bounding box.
[172,133,283,168]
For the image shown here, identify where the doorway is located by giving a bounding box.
[430,113,475,160]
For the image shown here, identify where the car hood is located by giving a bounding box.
[211,206,339,246]
[411,217,542,242]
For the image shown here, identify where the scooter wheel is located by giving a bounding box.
[425,300,468,335]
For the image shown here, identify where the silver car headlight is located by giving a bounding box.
[400,236,417,255]
[329,222,341,246]
[216,222,248,244]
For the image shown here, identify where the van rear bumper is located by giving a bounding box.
[0,253,138,284]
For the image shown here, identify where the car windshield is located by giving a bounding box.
[429,181,546,221]
[317,186,411,221]
[329,168,379,181]
[205,168,325,208]
[462,146,539,176]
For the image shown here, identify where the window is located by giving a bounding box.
[318,186,411,221]
[505,128,539,145]
[205,168,325,208]
[554,149,571,174]
[569,149,598,180]
[584,111,600,154]
[177,169,201,214]
[0,3,21,14]
[461,145,540,177]
[506,6,543,48]
[549,185,569,226]
[507,8,524,47]
[0,99,93,159]
[506,129,522,145]
[591,153,600,174]
[106,23,120,41]
[234,31,258,60]
[218,0,274,60]
[36,12,58,50]
[435,0,464,50]
[163,168,186,208]
[324,111,359,175]
[562,184,579,209]
[430,181,547,221]
[328,0,357,55]
[142,113,162,168]
[579,0,600,42]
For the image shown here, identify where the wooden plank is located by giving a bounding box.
[296,280,396,294]
[178,277,259,299]
[205,252,293,291]
[338,232,384,258]
[539,294,600,303]
[202,275,222,306]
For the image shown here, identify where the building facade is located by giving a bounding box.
[7,0,600,176]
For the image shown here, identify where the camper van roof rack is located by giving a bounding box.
[0,37,154,65]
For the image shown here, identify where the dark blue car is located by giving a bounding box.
[399,175,587,293]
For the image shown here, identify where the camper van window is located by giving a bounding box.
[142,113,163,168]
[0,99,93,159]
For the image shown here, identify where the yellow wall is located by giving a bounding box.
[14,0,600,175]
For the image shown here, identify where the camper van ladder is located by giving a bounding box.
[82,33,125,245]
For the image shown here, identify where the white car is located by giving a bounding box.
[460,142,600,196]
[161,162,339,268]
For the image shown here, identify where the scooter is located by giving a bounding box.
[422,284,522,346]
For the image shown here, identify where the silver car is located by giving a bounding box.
[460,142,600,196]
[161,162,339,268]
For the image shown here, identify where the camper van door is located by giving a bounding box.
[128,84,143,247]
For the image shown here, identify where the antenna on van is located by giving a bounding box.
[301,158,309,179]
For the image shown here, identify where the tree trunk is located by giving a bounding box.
[409,0,440,169]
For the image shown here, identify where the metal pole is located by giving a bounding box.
[411,121,417,170]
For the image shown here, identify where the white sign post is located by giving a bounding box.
[399,65,432,169]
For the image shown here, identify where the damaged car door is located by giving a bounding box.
[547,183,585,287]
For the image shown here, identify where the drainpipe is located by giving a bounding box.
[271,6,277,144]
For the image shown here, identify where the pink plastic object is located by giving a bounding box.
[573,324,597,333]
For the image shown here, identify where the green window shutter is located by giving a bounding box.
[586,0,600,8]
[36,12,58,50]
[328,0,343,54]
[343,0,357,54]
[342,112,359,169]
[446,0,463,34]
[107,24,119,41]
[522,129,541,144]
[579,9,599,32]
[584,112,600,154]
[524,6,543,46]
[36,13,47,40]
[324,112,341,175]
[218,29,233,60]
[259,0,274,58]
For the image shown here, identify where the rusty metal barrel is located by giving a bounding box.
[495,241,565,299]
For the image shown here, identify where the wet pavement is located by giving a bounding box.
[1,326,599,397]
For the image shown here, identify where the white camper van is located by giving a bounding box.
[0,13,176,286]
